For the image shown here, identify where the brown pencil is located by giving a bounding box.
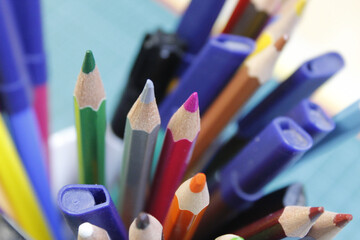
[186,36,287,176]
[235,206,324,240]
[299,211,353,240]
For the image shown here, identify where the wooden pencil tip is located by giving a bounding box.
[140,79,155,104]
[274,35,288,51]
[136,212,150,230]
[309,207,324,220]
[190,173,206,193]
[78,222,93,237]
[334,214,353,228]
[82,50,96,74]
[183,92,199,113]
[295,0,307,16]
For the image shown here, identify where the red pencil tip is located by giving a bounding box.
[334,214,353,228]
[183,92,199,113]
[309,207,324,221]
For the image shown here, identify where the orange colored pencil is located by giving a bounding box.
[163,173,209,240]
[300,211,353,240]
[186,36,288,176]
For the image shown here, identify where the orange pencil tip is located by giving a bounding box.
[190,173,206,193]
[309,207,324,220]
[334,214,353,228]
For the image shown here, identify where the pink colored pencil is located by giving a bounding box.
[147,92,200,223]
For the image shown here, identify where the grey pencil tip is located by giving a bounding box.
[140,79,155,104]
[136,212,150,230]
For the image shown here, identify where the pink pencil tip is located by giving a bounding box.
[183,92,199,113]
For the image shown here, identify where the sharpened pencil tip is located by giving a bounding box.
[82,50,96,74]
[136,212,150,230]
[334,214,353,228]
[183,92,199,113]
[309,207,324,220]
[190,173,206,193]
[295,0,307,16]
[78,223,93,237]
[274,35,288,51]
[140,79,155,104]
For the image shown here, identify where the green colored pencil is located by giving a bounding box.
[118,79,160,228]
[74,50,106,185]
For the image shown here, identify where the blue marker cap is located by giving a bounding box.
[219,117,312,208]
[11,0,47,86]
[159,34,255,127]
[0,0,31,113]
[58,184,127,240]
[176,0,226,55]
[287,99,335,144]
[237,52,345,140]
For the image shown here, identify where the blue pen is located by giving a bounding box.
[302,99,360,161]
[286,99,335,144]
[159,34,255,127]
[176,0,226,74]
[58,184,127,240]
[195,117,312,239]
[10,0,49,163]
[0,1,63,239]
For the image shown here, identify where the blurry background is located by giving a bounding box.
[42,0,359,238]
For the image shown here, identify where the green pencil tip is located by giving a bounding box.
[82,50,96,73]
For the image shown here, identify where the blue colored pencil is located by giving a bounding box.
[0,1,63,239]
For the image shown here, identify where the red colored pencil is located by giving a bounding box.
[235,206,324,240]
[300,211,353,240]
[147,92,200,223]
[222,0,250,33]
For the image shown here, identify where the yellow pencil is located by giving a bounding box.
[0,183,16,221]
[0,115,52,240]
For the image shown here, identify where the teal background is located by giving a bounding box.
[41,1,358,238]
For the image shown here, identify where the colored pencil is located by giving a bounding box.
[286,99,335,144]
[147,92,200,223]
[300,211,353,240]
[78,222,110,240]
[235,206,324,240]
[229,0,281,38]
[215,234,244,240]
[58,184,127,240]
[111,29,185,139]
[187,36,287,175]
[220,183,306,236]
[212,52,345,167]
[222,0,250,33]
[118,79,160,227]
[74,50,106,185]
[0,115,52,240]
[0,2,63,239]
[129,212,163,240]
[194,117,312,239]
[163,173,209,240]
[159,34,254,127]
[11,0,49,168]
[252,0,307,55]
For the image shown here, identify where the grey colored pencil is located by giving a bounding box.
[129,212,163,240]
[77,222,110,240]
[118,79,161,228]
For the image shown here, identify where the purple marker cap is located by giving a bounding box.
[287,99,335,144]
[219,117,312,208]
[58,184,127,240]
[237,52,344,140]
